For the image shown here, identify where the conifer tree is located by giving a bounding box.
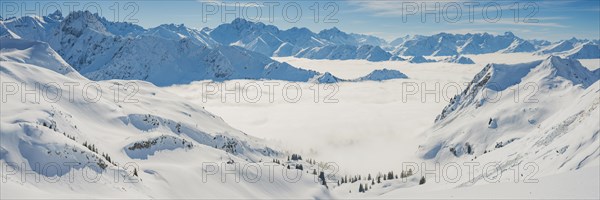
[319,172,328,188]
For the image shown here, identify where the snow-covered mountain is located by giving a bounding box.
[0,22,20,39]
[1,12,323,86]
[389,35,412,47]
[310,72,345,83]
[318,27,358,46]
[295,44,394,62]
[144,23,219,48]
[442,55,475,64]
[562,42,600,59]
[408,55,435,63]
[501,39,537,53]
[392,33,459,56]
[393,32,537,56]
[208,18,340,57]
[350,33,388,47]
[535,38,600,59]
[423,56,599,181]
[4,12,595,68]
[355,69,408,81]
[528,39,552,49]
[209,18,288,56]
[536,40,578,55]
[208,19,394,60]
[0,38,332,198]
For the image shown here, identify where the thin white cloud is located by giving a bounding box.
[467,19,567,28]
[196,0,265,8]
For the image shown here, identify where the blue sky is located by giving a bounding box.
[2,0,599,41]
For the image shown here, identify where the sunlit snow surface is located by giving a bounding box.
[1,11,599,197]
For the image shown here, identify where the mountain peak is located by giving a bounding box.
[312,72,344,83]
[357,68,408,81]
[159,23,188,30]
[226,17,271,32]
[46,10,63,21]
[230,17,261,27]
[319,27,342,34]
[231,17,248,24]
[541,56,596,87]
[61,11,107,36]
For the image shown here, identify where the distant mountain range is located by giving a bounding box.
[207,18,599,59]
[1,11,321,86]
[1,11,598,85]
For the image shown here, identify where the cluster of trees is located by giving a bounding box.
[339,169,417,193]
[142,114,160,126]
[83,141,117,167]
[41,120,74,141]
[40,120,58,132]
[400,169,414,178]
[282,154,331,189]
[342,169,415,185]
[83,141,98,154]
[271,158,283,164]
[319,171,327,188]
[358,183,369,193]
[63,132,76,141]
[288,154,302,161]
[175,123,181,133]
[101,153,114,165]
[285,153,319,165]
[450,142,474,157]
[339,175,362,185]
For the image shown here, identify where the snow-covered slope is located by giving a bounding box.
[535,38,599,59]
[501,39,536,53]
[0,22,21,39]
[422,56,598,180]
[535,40,577,55]
[0,39,78,76]
[389,35,411,47]
[0,38,332,198]
[563,42,600,59]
